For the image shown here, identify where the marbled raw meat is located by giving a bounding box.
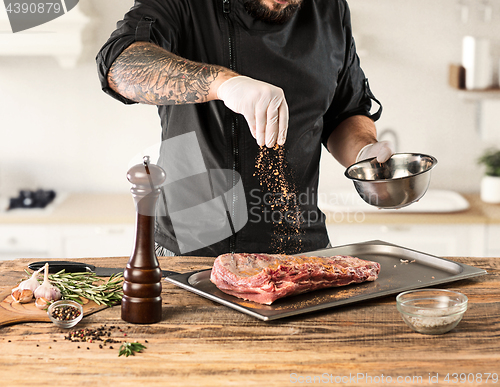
[210,253,380,305]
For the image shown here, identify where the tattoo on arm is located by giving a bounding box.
[108,42,222,105]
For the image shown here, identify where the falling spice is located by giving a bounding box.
[254,145,304,253]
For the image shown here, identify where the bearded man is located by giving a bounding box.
[96,0,393,257]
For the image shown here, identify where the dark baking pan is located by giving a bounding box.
[164,240,487,321]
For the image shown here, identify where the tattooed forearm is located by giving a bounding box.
[108,42,228,105]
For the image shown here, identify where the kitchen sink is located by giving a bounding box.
[318,189,469,213]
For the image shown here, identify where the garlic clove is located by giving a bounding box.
[12,288,34,303]
[35,297,49,310]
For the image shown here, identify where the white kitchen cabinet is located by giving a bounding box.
[0,224,55,260]
[0,224,135,261]
[54,224,135,259]
[0,194,137,260]
[326,223,487,257]
[485,225,500,257]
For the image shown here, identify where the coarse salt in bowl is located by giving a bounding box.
[47,300,84,329]
[396,289,468,335]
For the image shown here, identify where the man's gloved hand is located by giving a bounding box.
[356,141,395,163]
[217,76,289,148]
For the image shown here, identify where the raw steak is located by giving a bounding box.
[210,253,381,305]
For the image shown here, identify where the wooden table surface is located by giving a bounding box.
[0,256,499,387]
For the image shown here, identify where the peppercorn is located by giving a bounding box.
[50,305,81,321]
[64,325,123,344]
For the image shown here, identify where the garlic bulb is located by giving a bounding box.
[34,263,61,302]
[16,266,43,293]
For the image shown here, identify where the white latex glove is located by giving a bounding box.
[217,76,289,147]
[356,141,395,163]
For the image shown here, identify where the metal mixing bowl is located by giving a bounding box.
[344,153,438,209]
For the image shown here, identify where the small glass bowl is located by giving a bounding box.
[396,289,468,335]
[47,300,84,328]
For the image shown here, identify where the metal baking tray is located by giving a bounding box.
[164,240,487,321]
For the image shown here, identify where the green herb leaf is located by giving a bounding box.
[39,270,124,307]
[118,342,147,357]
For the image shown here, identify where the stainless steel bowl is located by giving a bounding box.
[344,153,438,209]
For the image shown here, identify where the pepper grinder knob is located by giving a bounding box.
[122,156,166,324]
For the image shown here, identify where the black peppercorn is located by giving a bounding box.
[51,305,81,321]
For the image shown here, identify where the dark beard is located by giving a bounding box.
[244,0,302,24]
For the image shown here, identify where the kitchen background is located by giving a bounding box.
[1,0,500,259]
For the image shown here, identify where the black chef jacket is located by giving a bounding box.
[96,0,381,257]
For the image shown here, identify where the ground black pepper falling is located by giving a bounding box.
[254,144,304,253]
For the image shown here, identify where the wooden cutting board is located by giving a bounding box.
[0,290,109,327]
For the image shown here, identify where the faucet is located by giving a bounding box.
[378,128,399,152]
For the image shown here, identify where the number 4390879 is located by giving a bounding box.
[5,2,63,14]
[444,373,498,384]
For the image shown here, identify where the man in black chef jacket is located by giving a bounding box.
[96,0,393,257]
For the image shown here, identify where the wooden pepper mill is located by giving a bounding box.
[122,156,166,324]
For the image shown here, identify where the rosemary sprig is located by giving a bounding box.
[25,269,124,307]
[119,342,147,357]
